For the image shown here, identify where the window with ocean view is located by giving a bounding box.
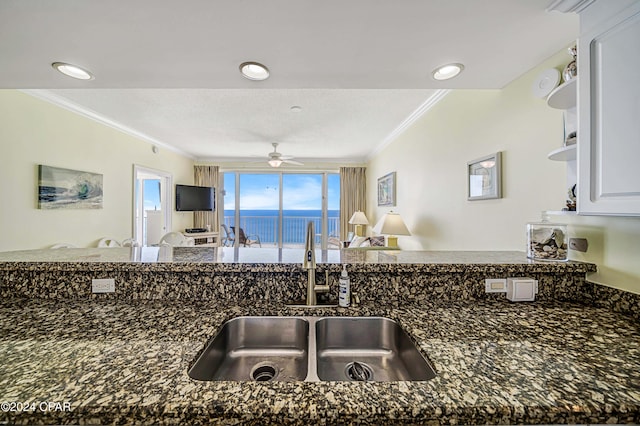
[222,171,339,249]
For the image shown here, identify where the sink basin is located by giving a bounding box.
[189,316,435,382]
[188,316,309,381]
[315,317,436,381]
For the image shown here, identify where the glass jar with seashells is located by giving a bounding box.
[527,222,568,261]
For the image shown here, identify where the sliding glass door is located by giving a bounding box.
[282,174,321,247]
[222,171,339,249]
[327,173,340,244]
[239,173,279,247]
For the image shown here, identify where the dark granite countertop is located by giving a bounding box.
[1,298,638,425]
[0,248,597,274]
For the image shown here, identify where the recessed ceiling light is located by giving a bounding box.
[239,61,270,81]
[290,106,302,113]
[432,63,464,81]
[52,62,94,80]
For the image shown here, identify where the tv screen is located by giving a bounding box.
[175,184,214,211]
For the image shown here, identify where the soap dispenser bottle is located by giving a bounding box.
[339,265,350,307]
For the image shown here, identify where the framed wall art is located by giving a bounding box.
[467,152,502,200]
[38,165,103,209]
[377,172,396,206]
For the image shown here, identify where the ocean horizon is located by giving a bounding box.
[222,210,340,243]
[224,209,338,217]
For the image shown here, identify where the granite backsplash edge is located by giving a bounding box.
[1,261,596,306]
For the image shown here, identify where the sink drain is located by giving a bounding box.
[250,363,279,382]
[345,361,373,381]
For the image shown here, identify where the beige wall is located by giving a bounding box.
[0,90,194,251]
[551,214,640,294]
[367,48,640,294]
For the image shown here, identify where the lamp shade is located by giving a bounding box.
[348,211,369,225]
[372,212,410,236]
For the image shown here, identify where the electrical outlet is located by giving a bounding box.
[485,278,507,293]
[92,278,115,293]
[569,238,588,252]
[506,278,538,302]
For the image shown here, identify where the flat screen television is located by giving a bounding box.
[175,184,214,211]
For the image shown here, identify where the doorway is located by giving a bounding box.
[133,165,172,246]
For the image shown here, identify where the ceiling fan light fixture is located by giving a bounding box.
[432,63,464,81]
[51,62,94,80]
[268,159,283,167]
[239,61,270,81]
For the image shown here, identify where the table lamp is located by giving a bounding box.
[348,211,369,237]
[372,211,410,248]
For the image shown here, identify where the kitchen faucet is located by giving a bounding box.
[303,221,329,305]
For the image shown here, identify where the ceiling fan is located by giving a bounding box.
[265,143,303,167]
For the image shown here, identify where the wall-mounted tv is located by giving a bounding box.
[175,184,214,211]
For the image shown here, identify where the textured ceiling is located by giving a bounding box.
[1,0,578,163]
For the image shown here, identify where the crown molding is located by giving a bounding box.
[546,0,596,13]
[20,89,196,160]
[367,89,450,161]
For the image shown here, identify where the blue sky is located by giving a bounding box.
[143,179,161,210]
[224,173,340,211]
[143,173,340,211]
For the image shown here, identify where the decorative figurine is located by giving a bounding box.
[563,45,577,82]
[564,184,577,211]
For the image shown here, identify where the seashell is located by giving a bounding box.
[531,227,554,245]
[553,228,565,247]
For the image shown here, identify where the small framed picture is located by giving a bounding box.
[377,172,396,206]
[467,152,502,200]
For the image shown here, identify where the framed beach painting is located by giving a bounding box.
[467,152,502,200]
[377,172,396,206]
[38,165,103,209]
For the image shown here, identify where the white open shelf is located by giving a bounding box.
[547,78,576,109]
[542,210,577,216]
[548,144,576,161]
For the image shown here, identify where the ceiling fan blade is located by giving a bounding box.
[283,159,304,166]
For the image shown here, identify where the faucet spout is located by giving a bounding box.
[303,221,319,306]
[303,221,316,270]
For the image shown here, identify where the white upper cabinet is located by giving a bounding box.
[577,1,640,215]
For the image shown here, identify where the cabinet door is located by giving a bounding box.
[578,2,640,215]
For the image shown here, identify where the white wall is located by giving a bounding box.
[366,48,640,294]
[0,90,195,251]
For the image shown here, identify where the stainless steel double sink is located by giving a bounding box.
[188,316,436,382]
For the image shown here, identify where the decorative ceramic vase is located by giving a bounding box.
[563,45,577,82]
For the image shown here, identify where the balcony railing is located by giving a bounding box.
[223,215,340,247]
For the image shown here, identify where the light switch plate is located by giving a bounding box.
[92,278,115,293]
[485,278,507,293]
